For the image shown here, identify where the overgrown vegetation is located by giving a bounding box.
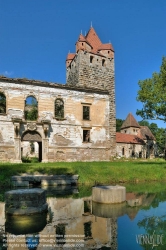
[21,156,39,163]
[25,96,38,120]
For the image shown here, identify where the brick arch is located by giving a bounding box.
[21,130,42,142]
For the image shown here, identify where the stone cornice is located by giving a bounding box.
[0,76,109,95]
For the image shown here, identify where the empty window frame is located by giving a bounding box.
[83,130,90,142]
[0,92,6,114]
[90,56,93,63]
[25,96,38,121]
[55,98,64,119]
[83,106,90,120]
[56,223,66,245]
[102,59,106,67]
[84,222,92,240]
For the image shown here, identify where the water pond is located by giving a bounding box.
[0,182,166,249]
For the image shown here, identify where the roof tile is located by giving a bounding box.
[116,132,145,144]
[121,113,140,129]
[66,53,75,61]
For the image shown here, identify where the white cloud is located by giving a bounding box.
[3,71,14,76]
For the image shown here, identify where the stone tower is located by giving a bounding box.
[66,26,116,156]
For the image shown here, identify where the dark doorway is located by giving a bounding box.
[38,142,42,162]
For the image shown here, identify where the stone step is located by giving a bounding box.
[11,174,79,187]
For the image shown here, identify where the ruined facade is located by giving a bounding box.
[0,27,116,162]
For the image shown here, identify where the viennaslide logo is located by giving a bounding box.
[136,231,164,248]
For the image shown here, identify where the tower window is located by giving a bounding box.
[102,59,106,67]
[122,147,125,156]
[0,92,6,114]
[90,56,93,64]
[55,98,64,119]
[83,130,90,142]
[83,106,90,120]
[82,43,84,46]
[108,51,110,54]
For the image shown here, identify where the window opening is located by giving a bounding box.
[56,224,66,245]
[0,93,6,114]
[83,106,90,120]
[90,56,93,63]
[83,130,90,142]
[55,98,64,119]
[25,96,38,121]
[102,59,106,67]
[84,222,92,240]
[84,200,91,213]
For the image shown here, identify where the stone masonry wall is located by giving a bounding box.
[67,50,116,157]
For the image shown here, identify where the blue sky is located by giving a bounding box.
[0,0,166,127]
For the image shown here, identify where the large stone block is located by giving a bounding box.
[5,188,48,215]
[92,185,126,204]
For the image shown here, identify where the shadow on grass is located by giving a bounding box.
[135,161,166,165]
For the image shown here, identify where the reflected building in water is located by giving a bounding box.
[1,191,156,250]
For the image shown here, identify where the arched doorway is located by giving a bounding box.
[21,131,42,162]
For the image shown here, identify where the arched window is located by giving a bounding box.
[0,93,6,114]
[25,96,38,121]
[55,98,64,119]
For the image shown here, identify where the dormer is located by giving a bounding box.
[121,113,140,135]
[76,34,92,53]
[98,43,114,59]
[66,53,75,68]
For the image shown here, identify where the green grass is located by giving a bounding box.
[0,158,166,187]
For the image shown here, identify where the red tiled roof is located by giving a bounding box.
[77,34,93,47]
[78,34,86,42]
[121,113,140,129]
[116,132,145,144]
[98,43,114,52]
[66,27,114,63]
[85,27,102,53]
[66,53,75,61]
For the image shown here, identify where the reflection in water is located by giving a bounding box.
[1,185,166,249]
[26,234,39,250]
[84,221,93,240]
[5,213,47,235]
[56,223,66,246]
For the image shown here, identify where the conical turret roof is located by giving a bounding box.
[121,113,140,129]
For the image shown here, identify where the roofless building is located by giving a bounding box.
[0,27,116,162]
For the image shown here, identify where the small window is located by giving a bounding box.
[133,129,135,132]
[90,56,93,63]
[84,222,92,240]
[83,130,90,142]
[108,51,110,54]
[83,106,90,120]
[122,147,125,156]
[82,43,84,46]
[56,224,66,246]
[55,98,64,119]
[0,93,6,114]
[102,59,106,67]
